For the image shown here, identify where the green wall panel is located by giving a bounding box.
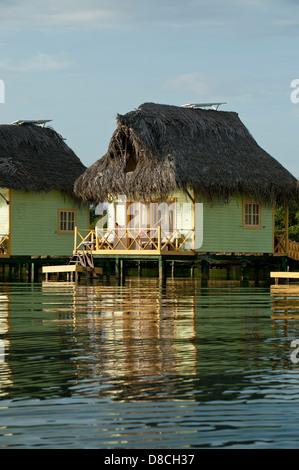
[196,197,273,253]
[10,190,89,256]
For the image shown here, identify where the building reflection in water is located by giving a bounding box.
[40,279,273,402]
[0,290,12,397]
[62,278,198,400]
[3,278,299,403]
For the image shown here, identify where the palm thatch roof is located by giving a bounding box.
[74,102,299,205]
[0,122,86,195]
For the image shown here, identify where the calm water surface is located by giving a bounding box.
[0,277,299,448]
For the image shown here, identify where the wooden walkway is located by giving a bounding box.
[42,264,103,281]
[270,271,299,284]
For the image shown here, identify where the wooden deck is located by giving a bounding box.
[73,227,299,260]
[74,226,196,257]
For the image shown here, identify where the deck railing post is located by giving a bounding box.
[285,205,289,255]
[158,226,161,252]
[74,226,77,252]
[96,230,99,251]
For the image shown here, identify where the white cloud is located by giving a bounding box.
[163,72,284,103]
[0,53,71,73]
[0,0,135,31]
[38,10,114,26]
[0,0,298,36]
[272,19,299,26]
[164,73,240,101]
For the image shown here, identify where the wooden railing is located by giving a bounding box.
[274,230,299,260]
[288,240,299,261]
[0,234,10,257]
[75,226,195,254]
[274,230,288,255]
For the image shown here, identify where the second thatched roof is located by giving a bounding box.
[0,122,86,195]
[74,102,299,205]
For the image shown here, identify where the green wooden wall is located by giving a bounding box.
[10,189,89,256]
[195,196,273,253]
[169,190,273,253]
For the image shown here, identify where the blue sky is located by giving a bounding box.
[0,0,299,177]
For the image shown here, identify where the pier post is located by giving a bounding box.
[171,260,175,278]
[254,264,260,283]
[240,259,250,281]
[14,263,21,279]
[34,263,40,282]
[120,259,125,284]
[27,263,31,281]
[106,259,111,280]
[201,259,209,280]
[159,256,166,283]
[190,263,194,278]
[280,256,288,272]
[115,258,120,279]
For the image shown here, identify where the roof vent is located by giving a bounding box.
[11,120,52,127]
[181,103,226,110]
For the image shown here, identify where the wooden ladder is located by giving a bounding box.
[69,248,96,276]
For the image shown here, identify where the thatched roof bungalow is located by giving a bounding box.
[0,121,86,195]
[74,103,298,256]
[74,102,299,206]
[0,121,89,257]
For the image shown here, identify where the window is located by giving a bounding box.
[243,202,261,228]
[58,209,76,233]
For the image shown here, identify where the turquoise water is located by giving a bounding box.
[0,277,299,448]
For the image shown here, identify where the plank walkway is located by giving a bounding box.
[270,271,299,284]
[42,264,103,280]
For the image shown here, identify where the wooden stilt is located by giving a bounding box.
[115,258,120,279]
[14,263,21,279]
[240,259,249,281]
[106,259,111,279]
[171,261,175,278]
[34,264,40,282]
[201,259,209,280]
[120,259,125,284]
[159,257,166,283]
[190,263,194,278]
[254,264,260,283]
